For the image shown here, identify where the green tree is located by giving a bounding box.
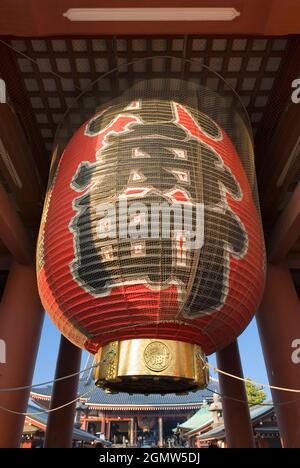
[245,378,267,406]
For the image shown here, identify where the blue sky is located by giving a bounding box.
[33,314,271,398]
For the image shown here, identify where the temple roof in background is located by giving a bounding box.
[31,378,219,411]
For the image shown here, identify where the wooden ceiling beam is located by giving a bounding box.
[0,184,33,265]
[0,42,50,187]
[0,254,12,271]
[0,103,44,229]
[255,37,300,231]
[268,182,300,263]
[0,1,300,36]
[258,100,300,230]
[287,253,300,270]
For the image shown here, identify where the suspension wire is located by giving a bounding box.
[2,384,299,418]
[1,355,300,395]
[0,358,299,414]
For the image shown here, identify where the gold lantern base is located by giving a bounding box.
[94,338,209,394]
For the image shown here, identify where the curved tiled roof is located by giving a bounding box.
[178,407,213,430]
[197,402,274,440]
[31,379,219,411]
[25,404,111,444]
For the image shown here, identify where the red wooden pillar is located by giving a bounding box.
[44,335,82,448]
[216,340,255,448]
[0,262,44,447]
[256,264,300,448]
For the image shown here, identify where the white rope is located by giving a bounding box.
[0,362,101,393]
[0,389,93,417]
[205,361,300,394]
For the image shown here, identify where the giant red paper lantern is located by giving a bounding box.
[37,79,265,393]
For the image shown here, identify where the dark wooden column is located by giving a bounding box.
[106,420,111,441]
[256,264,300,448]
[0,262,44,447]
[216,340,255,448]
[44,335,82,448]
[158,416,164,447]
[129,417,135,446]
[100,413,106,435]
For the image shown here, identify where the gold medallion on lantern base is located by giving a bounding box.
[94,339,209,394]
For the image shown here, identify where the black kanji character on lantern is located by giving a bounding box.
[69,98,248,315]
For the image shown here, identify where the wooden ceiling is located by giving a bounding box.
[4,36,290,157]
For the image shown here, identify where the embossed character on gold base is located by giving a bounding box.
[94,338,209,394]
